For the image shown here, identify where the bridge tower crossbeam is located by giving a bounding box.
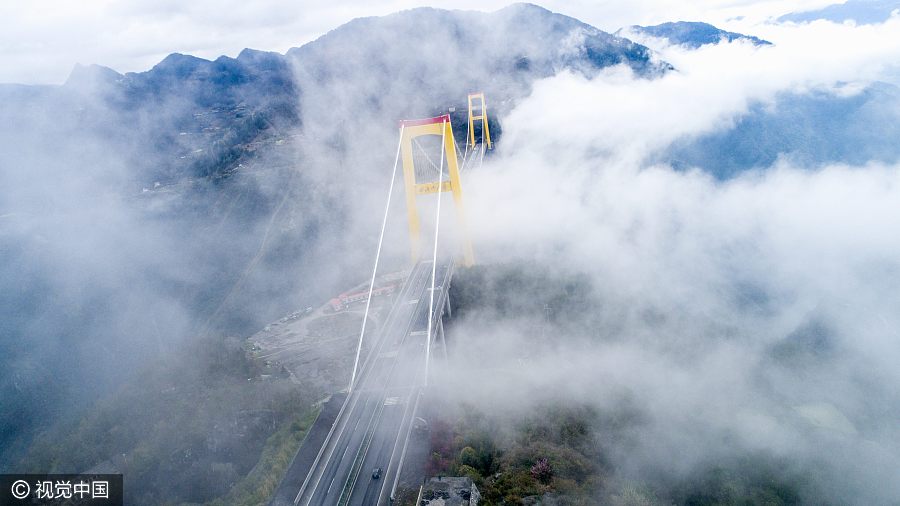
[399,114,475,267]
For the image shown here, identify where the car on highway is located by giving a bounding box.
[372,467,382,480]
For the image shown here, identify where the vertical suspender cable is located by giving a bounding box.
[479,108,486,167]
[348,125,405,394]
[425,118,447,387]
[464,106,471,166]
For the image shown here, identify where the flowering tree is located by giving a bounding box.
[531,457,553,484]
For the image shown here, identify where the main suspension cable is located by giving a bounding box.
[425,118,447,386]
[348,124,405,393]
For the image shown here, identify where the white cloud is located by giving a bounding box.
[506,16,900,164]
[436,15,900,502]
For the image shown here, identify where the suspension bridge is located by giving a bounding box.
[271,93,493,506]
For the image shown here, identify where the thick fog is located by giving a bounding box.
[438,16,900,504]
[2,2,899,502]
[0,71,349,465]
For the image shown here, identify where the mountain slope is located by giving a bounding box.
[662,82,900,177]
[778,0,900,24]
[622,21,772,48]
[288,3,667,119]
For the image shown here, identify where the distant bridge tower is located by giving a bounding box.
[467,92,492,150]
[399,114,475,267]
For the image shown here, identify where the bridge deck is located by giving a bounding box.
[281,260,452,506]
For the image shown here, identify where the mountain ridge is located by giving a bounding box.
[622,21,772,48]
[44,3,666,95]
[5,2,670,189]
[778,0,900,24]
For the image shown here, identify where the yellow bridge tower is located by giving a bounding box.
[467,92,492,150]
[399,114,475,267]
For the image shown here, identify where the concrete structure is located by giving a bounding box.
[420,477,480,506]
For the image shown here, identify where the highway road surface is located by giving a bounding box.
[291,260,451,506]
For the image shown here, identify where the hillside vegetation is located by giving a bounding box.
[437,264,808,505]
[21,337,318,505]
